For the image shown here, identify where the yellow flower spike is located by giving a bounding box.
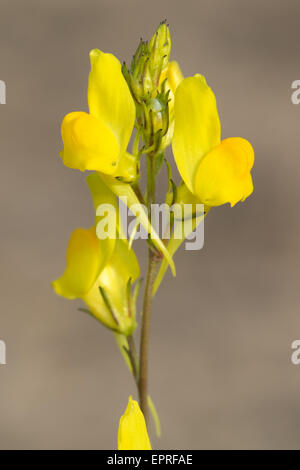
[172,75,254,207]
[118,396,151,450]
[60,50,136,178]
[52,227,103,300]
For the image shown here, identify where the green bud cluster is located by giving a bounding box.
[122,21,171,152]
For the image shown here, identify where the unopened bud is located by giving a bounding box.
[149,21,171,88]
[122,22,172,104]
[149,98,164,134]
[122,40,153,103]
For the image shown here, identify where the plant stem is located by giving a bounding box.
[139,248,159,422]
[146,153,156,211]
[132,182,146,206]
[139,151,159,421]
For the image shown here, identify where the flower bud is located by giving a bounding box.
[118,396,151,450]
[122,40,153,104]
[122,22,171,104]
[149,98,164,134]
[149,21,171,88]
[148,82,170,151]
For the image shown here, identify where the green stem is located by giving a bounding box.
[132,182,146,207]
[139,150,158,421]
[146,153,156,211]
[138,249,159,422]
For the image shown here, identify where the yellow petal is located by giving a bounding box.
[193,137,254,207]
[172,74,221,191]
[60,111,120,174]
[86,172,117,262]
[96,240,139,321]
[52,227,102,299]
[118,396,151,450]
[112,239,140,283]
[160,61,184,149]
[166,61,184,95]
[82,279,120,331]
[159,61,183,95]
[113,151,138,182]
[88,49,135,156]
[83,239,139,335]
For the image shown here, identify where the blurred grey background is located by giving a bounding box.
[0,0,300,450]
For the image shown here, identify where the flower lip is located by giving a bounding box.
[193,137,255,207]
[60,111,120,173]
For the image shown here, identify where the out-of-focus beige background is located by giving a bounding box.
[0,0,300,450]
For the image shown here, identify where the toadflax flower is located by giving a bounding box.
[172,74,254,207]
[118,396,151,450]
[52,227,140,336]
[60,49,137,182]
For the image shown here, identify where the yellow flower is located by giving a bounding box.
[52,226,140,335]
[60,49,137,181]
[172,74,254,207]
[118,396,151,450]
